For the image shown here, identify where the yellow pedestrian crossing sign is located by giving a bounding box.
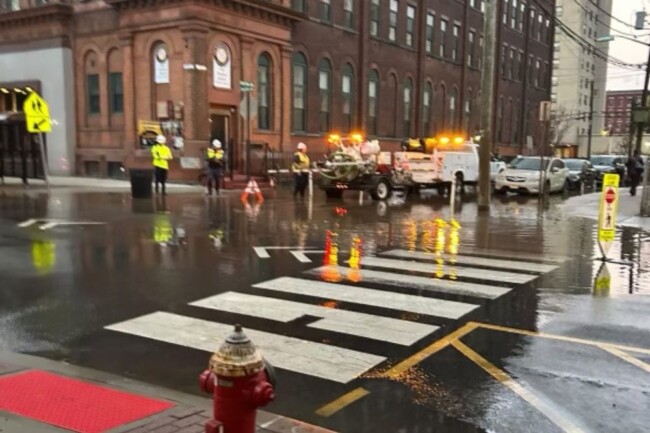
[23,92,52,133]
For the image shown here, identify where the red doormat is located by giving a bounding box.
[0,370,174,433]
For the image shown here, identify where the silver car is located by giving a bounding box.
[495,157,570,194]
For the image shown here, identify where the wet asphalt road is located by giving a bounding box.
[0,185,649,433]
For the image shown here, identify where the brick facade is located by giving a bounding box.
[605,89,642,136]
[1,0,554,178]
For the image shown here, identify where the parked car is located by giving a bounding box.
[563,158,597,189]
[589,155,626,186]
[495,156,570,194]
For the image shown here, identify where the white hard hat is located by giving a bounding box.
[156,135,166,144]
[212,139,222,149]
[297,142,307,150]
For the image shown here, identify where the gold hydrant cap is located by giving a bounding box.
[209,324,264,377]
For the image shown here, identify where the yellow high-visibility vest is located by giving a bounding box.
[292,151,310,172]
[152,144,172,170]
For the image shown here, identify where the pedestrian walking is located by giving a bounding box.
[151,135,173,195]
[626,150,644,196]
[292,142,310,199]
[206,139,225,196]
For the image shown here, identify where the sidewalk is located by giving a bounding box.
[0,352,336,433]
[559,187,650,231]
[0,176,204,194]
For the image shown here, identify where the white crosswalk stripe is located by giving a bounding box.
[306,266,512,299]
[106,312,385,384]
[106,248,559,384]
[191,291,439,346]
[380,249,559,274]
[361,256,538,284]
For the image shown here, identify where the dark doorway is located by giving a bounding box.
[210,112,233,176]
[0,116,45,183]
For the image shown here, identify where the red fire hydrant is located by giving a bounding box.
[200,324,276,433]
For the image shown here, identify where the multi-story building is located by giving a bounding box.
[605,89,642,135]
[551,0,612,155]
[0,0,554,179]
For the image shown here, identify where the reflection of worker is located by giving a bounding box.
[206,139,225,196]
[292,142,310,199]
[151,135,173,195]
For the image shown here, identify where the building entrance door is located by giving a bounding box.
[210,109,235,176]
[0,116,45,183]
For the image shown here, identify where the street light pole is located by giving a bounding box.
[635,46,650,155]
[587,79,594,159]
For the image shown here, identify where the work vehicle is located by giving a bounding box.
[495,156,569,194]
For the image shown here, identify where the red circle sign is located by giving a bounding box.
[605,188,616,204]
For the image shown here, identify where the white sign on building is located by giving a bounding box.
[154,46,170,84]
[213,43,232,89]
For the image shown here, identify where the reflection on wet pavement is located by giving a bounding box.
[0,188,649,433]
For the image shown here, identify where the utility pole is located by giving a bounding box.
[587,79,594,159]
[635,46,650,155]
[478,0,498,211]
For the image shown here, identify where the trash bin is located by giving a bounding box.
[130,169,153,199]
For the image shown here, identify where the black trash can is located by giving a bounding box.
[130,169,154,199]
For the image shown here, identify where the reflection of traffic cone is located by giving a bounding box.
[322,230,341,282]
[241,180,264,203]
[347,235,362,282]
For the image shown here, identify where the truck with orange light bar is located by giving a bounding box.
[315,134,485,200]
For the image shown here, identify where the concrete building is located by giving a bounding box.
[1,0,554,180]
[551,0,612,156]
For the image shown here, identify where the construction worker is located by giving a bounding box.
[292,142,310,199]
[206,139,225,196]
[151,135,173,195]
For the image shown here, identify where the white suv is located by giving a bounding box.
[495,157,569,194]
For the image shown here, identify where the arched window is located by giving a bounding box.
[434,83,446,135]
[292,53,307,132]
[342,63,355,132]
[388,73,398,137]
[465,89,472,134]
[319,59,332,132]
[449,87,458,130]
[107,48,123,115]
[506,99,513,143]
[513,99,520,143]
[497,97,504,142]
[403,78,413,137]
[257,53,272,130]
[84,51,100,116]
[368,69,379,135]
[422,82,432,136]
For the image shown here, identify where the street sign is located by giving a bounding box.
[239,80,255,92]
[539,101,552,122]
[239,95,257,120]
[526,135,533,150]
[23,92,52,133]
[598,173,620,257]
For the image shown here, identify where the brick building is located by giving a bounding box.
[0,0,554,179]
[605,89,642,136]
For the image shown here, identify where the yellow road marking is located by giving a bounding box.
[315,387,370,417]
[383,322,480,377]
[451,340,587,433]
[599,345,650,374]
[474,322,650,355]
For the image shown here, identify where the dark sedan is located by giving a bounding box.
[589,155,626,186]
[564,158,597,189]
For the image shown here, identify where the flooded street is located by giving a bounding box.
[0,187,649,433]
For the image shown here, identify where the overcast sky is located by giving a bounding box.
[607,0,650,90]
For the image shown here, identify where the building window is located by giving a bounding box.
[368,69,379,135]
[511,0,518,28]
[86,74,100,114]
[321,0,331,22]
[478,35,484,69]
[425,13,435,54]
[440,19,448,57]
[406,5,416,47]
[501,44,507,77]
[497,97,504,141]
[528,55,534,85]
[503,0,509,25]
[291,0,306,12]
[3,0,19,11]
[465,89,473,133]
[370,0,380,36]
[389,0,398,42]
[423,82,432,136]
[517,51,524,81]
[344,0,354,28]
[449,88,458,130]
[404,78,413,136]
[452,24,460,61]
[534,59,540,87]
[513,101,520,143]
[519,1,526,31]
[319,59,331,132]
[342,63,354,131]
[509,48,515,79]
[108,72,123,114]
[257,53,272,130]
[292,53,307,132]
[537,14,543,40]
[468,31,475,67]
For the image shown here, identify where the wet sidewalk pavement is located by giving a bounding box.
[560,187,650,231]
[0,352,336,433]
